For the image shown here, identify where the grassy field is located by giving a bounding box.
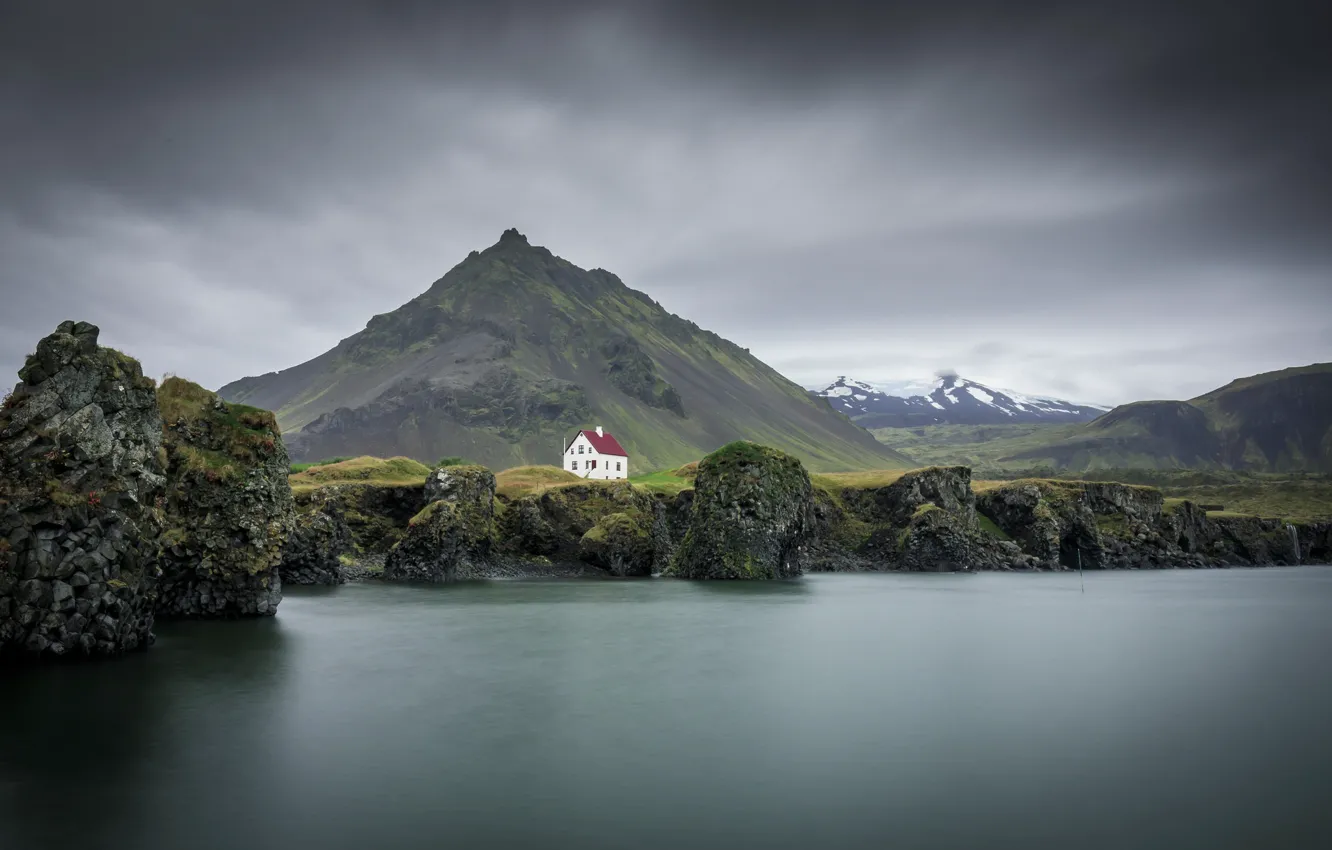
[494,466,583,498]
[869,423,1083,470]
[288,456,432,493]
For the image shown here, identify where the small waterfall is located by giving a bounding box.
[1288,524,1300,565]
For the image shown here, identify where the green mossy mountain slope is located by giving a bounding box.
[220,230,908,473]
[891,363,1332,474]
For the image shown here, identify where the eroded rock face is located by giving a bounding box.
[497,480,671,575]
[0,321,166,659]
[974,479,1322,570]
[384,465,496,581]
[579,508,662,577]
[280,502,351,585]
[671,441,813,579]
[155,378,294,617]
[843,465,976,526]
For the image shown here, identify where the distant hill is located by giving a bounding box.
[999,363,1332,472]
[219,230,910,472]
[811,374,1107,427]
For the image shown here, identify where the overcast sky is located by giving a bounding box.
[2,0,1329,406]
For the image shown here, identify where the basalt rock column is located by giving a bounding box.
[0,321,167,659]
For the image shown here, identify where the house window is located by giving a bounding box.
[616,462,621,471]
[571,461,578,470]
[578,445,584,454]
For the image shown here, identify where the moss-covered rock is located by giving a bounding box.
[839,465,977,527]
[579,510,657,576]
[155,378,294,617]
[424,464,497,507]
[383,465,496,581]
[497,480,669,571]
[671,441,813,579]
[1,321,166,659]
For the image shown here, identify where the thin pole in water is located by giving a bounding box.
[1078,548,1084,594]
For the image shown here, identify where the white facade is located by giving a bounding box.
[563,426,628,480]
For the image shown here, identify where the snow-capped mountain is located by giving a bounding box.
[811,374,1109,427]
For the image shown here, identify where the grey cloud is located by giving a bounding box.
[1,0,1329,406]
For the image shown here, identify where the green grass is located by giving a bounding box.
[158,376,281,477]
[1144,474,1332,521]
[290,456,355,473]
[976,514,1011,541]
[628,462,698,495]
[494,465,583,499]
[811,468,912,490]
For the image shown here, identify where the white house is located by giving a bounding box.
[563,426,629,480]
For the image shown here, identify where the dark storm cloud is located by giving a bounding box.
[1,0,1329,404]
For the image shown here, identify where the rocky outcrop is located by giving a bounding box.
[497,480,672,575]
[975,478,1323,570]
[671,442,813,579]
[0,321,167,659]
[155,378,294,617]
[578,509,660,577]
[806,466,1036,572]
[384,465,497,581]
[280,502,351,585]
[841,465,977,526]
[305,483,423,559]
[287,453,1330,578]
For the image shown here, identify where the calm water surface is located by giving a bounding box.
[3,568,1332,850]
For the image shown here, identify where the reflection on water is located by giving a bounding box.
[3,569,1332,850]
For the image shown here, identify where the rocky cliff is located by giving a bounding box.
[497,480,671,577]
[0,322,166,659]
[975,478,1313,569]
[280,500,352,584]
[810,466,1033,572]
[671,442,813,579]
[155,378,294,617]
[383,466,498,581]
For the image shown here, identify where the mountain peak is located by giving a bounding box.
[497,227,528,245]
[813,374,1107,427]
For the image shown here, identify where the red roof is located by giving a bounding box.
[578,429,627,456]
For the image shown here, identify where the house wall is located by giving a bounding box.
[563,433,628,480]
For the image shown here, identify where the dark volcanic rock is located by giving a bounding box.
[497,480,671,575]
[280,502,352,585]
[808,466,1035,572]
[578,509,660,577]
[424,464,497,507]
[671,441,813,579]
[973,478,1326,570]
[155,378,294,617]
[0,321,167,660]
[842,465,977,526]
[384,465,496,581]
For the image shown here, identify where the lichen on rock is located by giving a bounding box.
[670,441,813,579]
[1,321,166,659]
[154,377,294,617]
